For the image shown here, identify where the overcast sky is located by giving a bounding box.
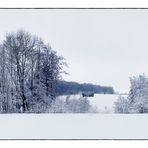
[0,9,148,93]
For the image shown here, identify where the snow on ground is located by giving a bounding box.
[89,94,127,113]
[0,114,148,139]
[89,94,118,113]
[58,94,128,113]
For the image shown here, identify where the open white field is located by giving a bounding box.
[0,114,147,139]
[89,94,119,113]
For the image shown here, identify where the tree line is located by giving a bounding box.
[56,81,115,95]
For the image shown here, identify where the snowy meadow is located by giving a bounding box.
[57,94,126,113]
[0,113,148,139]
[1,9,148,139]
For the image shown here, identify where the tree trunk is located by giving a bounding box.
[22,93,28,112]
[21,78,28,112]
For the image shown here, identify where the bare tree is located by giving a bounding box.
[3,30,38,112]
[39,45,66,105]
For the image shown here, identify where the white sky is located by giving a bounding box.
[0,9,148,93]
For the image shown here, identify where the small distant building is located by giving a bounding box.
[82,92,94,97]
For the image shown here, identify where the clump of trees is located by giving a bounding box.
[0,30,66,113]
[49,95,97,113]
[114,95,128,113]
[114,74,148,113]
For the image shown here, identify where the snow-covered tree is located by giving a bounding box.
[39,45,65,103]
[0,45,8,112]
[3,30,39,112]
[128,75,148,113]
[49,96,94,113]
[115,74,148,113]
[114,95,128,113]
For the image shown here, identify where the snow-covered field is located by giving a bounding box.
[58,94,127,113]
[0,94,143,140]
[89,94,119,113]
[0,114,148,139]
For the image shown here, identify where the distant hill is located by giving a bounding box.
[56,81,115,96]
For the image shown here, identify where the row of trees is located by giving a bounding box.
[56,81,114,95]
[114,74,148,113]
[0,30,66,113]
